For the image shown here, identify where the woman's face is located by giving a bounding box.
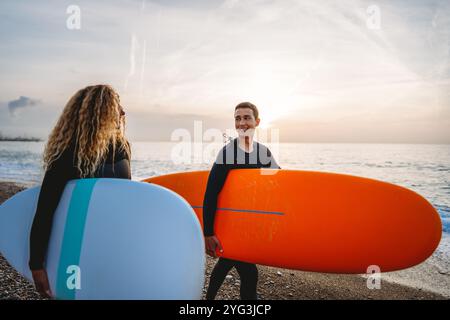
[116,98,126,133]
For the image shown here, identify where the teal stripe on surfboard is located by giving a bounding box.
[56,179,98,300]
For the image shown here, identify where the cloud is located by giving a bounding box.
[7,96,41,116]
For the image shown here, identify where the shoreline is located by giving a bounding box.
[0,181,447,300]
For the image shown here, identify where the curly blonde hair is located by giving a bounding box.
[43,84,131,177]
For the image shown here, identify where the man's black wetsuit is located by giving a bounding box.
[203,138,280,300]
[29,142,131,271]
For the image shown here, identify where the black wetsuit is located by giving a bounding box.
[203,139,280,300]
[29,142,131,271]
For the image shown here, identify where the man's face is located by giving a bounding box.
[234,108,260,137]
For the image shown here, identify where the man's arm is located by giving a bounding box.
[202,162,230,236]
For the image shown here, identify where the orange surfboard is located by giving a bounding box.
[144,170,442,273]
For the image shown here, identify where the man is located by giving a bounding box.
[203,102,280,300]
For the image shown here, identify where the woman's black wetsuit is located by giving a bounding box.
[29,142,131,270]
[203,139,280,300]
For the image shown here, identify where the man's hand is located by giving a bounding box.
[31,269,53,299]
[205,235,223,258]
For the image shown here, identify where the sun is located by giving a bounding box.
[229,60,303,131]
[257,108,279,129]
[245,76,298,129]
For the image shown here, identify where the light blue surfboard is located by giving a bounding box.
[0,179,205,300]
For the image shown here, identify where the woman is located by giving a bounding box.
[29,84,132,298]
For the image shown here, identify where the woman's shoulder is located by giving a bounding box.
[104,141,130,163]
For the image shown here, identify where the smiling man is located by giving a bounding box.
[203,102,280,300]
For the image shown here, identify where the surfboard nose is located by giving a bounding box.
[0,187,40,281]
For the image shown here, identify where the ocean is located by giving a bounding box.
[0,141,449,294]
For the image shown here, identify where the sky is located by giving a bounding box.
[0,0,449,143]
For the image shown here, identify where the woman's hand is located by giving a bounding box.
[205,235,223,258]
[31,269,53,299]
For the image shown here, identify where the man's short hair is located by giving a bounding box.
[235,102,259,119]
